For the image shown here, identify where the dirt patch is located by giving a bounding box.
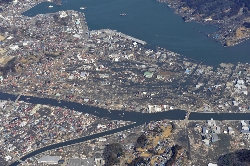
[0,55,14,66]
[235,27,250,39]
[161,125,172,138]
[140,152,152,157]
[0,48,5,54]
[153,136,160,147]
[0,35,5,41]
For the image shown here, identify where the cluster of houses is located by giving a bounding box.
[201,118,221,146]
[199,118,250,146]
[241,120,250,135]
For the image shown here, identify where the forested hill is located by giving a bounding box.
[218,149,250,166]
[158,0,250,46]
[180,0,250,20]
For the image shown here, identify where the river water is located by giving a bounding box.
[3,91,250,166]
[10,122,143,166]
[22,0,250,66]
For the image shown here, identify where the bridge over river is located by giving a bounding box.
[1,92,250,166]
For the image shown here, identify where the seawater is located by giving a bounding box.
[22,0,250,66]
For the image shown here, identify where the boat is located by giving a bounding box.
[48,5,53,8]
[80,7,86,10]
[120,13,126,16]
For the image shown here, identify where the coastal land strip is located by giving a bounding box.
[158,0,250,47]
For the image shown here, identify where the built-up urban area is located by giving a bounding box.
[0,6,250,114]
[23,118,250,166]
[0,100,132,166]
[1,0,250,166]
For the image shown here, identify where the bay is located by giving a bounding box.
[22,0,250,66]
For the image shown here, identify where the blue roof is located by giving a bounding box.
[185,68,191,74]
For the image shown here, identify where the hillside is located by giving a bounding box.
[181,0,250,20]
[218,149,250,166]
[159,0,250,47]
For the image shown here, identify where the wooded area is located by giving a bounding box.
[218,149,250,166]
[181,0,250,20]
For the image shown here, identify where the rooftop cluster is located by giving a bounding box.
[0,100,131,165]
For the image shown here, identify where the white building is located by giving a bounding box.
[9,45,19,50]
[208,163,218,166]
[207,118,216,126]
[98,137,107,142]
[228,127,234,134]
[59,11,68,18]
[37,155,60,164]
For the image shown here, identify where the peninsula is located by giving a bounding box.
[0,4,250,114]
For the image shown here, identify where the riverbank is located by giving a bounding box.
[9,122,142,166]
[2,92,250,122]
[0,98,136,165]
[1,92,250,165]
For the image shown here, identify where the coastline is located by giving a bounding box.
[156,0,250,47]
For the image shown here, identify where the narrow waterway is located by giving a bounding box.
[9,122,143,166]
[0,92,186,122]
[2,91,250,165]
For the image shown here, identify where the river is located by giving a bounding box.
[22,0,250,66]
[10,122,143,166]
[2,91,250,166]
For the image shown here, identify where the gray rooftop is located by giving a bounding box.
[67,158,94,166]
[37,155,60,164]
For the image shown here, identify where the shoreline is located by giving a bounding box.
[157,0,250,47]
